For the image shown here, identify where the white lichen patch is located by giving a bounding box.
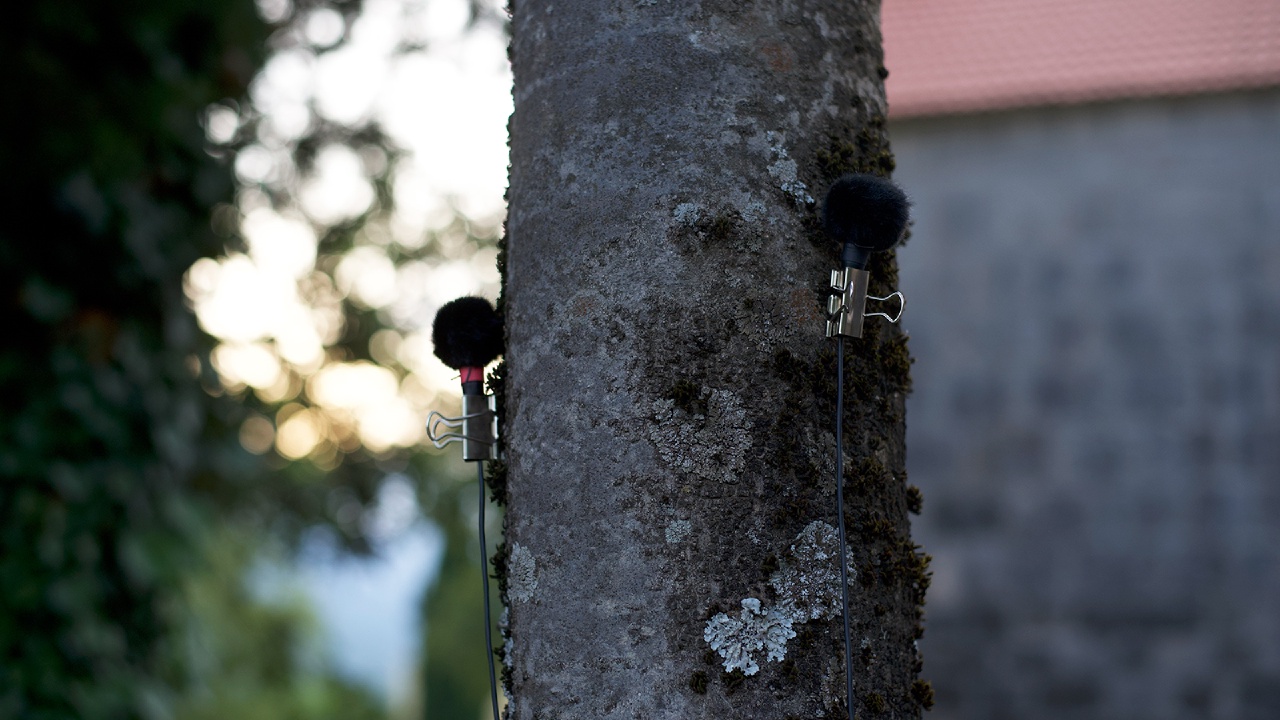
[703,598,796,675]
[780,180,814,206]
[673,202,701,225]
[648,388,753,484]
[665,519,692,544]
[768,156,799,184]
[703,522,855,673]
[508,543,537,603]
[771,521,851,622]
[765,131,816,206]
[740,199,767,223]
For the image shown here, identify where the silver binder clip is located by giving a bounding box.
[426,394,498,461]
[825,269,906,339]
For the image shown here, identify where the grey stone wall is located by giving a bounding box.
[892,90,1280,720]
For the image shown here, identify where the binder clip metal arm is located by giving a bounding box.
[426,393,499,462]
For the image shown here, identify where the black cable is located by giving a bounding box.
[835,336,855,720]
[478,461,501,720]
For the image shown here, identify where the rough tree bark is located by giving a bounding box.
[499,1,929,717]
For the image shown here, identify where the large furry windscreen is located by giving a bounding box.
[431,296,504,369]
[822,173,910,252]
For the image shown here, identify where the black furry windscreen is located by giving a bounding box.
[822,173,910,252]
[431,296,504,369]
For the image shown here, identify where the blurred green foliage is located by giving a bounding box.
[421,473,501,720]
[172,528,385,720]
[0,0,508,716]
[0,0,389,717]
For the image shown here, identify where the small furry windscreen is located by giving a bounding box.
[431,296,504,369]
[822,173,910,252]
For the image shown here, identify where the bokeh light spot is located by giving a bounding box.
[239,414,276,455]
[212,342,283,389]
[205,104,240,144]
[300,145,376,224]
[336,246,398,308]
[242,208,318,280]
[277,407,324,460]
[304,8,346,47]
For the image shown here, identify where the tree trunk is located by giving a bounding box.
[500,1,928,717]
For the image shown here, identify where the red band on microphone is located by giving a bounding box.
[460,366,484,384]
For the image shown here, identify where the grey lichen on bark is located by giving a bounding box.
[502,1,926,718]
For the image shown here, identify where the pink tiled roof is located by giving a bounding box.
[882,0,1280,117]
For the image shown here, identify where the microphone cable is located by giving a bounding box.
[477,461,501,720]
[834,337,855,720]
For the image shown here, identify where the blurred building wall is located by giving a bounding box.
[893,88,1280,720]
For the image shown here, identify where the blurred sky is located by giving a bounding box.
[296,477,444,700]
[198,0,514,703]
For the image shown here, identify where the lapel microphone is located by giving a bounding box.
[429,296,503,461]
[822,173,910,720]
[427,295,503,720]
[824,173,910,338]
